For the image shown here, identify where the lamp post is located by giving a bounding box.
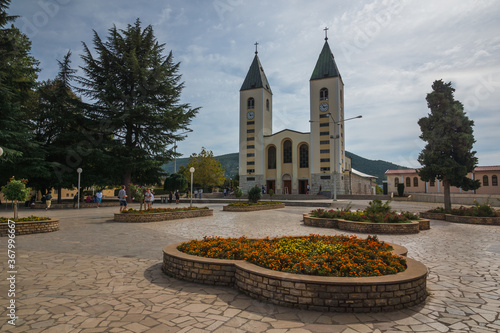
[77,168,82,209]
[189,167,195,207]
[173,130,193,173]
[328,114,362,201]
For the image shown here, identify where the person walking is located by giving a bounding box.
[175,190,180,204]
[144,188,152,210]
[198,188,202,199]
[45,192,52,211]
[118,185,128,212]
[169,191,173,204]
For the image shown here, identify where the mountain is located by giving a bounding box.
[162,152,407,184]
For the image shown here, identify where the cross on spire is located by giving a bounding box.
[254,42,259,54]
[324,27,329,40]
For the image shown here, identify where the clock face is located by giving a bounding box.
[319,102,329,112]
[247,111,255,120]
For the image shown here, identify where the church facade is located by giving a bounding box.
[238,36,372,195]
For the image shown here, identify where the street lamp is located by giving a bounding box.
[189,167,195,207]
[328,114,362,201]
[173,129,193,173]
[77,168,82,209]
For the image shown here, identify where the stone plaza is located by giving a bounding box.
[1,200,499,332]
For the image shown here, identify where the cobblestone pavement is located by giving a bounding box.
[1,201,500,332]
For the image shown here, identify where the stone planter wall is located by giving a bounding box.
[163,242,428,313]
[303,214,429,234]
[32,201,119,209]
[114,209,213,222]
[0,219,59,236]
[419,212,500,226]
[223,203,285,212]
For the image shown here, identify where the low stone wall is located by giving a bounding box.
[419,212,500,225]
[303,214,429,234]
[0,219,59,236]
[163,242,428,312]
[32,201,119,209]
[222,203,285,212]
[114,209,213,222]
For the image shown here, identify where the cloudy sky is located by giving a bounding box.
[10,0,500,168]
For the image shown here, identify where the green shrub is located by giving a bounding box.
[365,199,392,214]
[247,186,262,203]
[268,188,275,201]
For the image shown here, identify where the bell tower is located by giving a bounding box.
[239,43,273,190]
[309,29,345,194]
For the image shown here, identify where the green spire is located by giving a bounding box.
[310,40,340,80]
[240,54,272,93]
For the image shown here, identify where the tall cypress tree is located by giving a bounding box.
[418,80,480,210]
[78,19,199,196]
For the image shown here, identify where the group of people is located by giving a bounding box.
[117,186,156,212]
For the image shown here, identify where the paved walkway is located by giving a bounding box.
[1,201,500,332]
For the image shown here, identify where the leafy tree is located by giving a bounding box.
[163,173,187,192]
[418,80,480,210]
[0,1,40,184]
[78,19,199,199]
[1,177,30,219]
[182,147,225,190]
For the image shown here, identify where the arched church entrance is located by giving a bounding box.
[282,174,292,195]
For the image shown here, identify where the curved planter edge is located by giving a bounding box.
[223,203,285,212]
[162,242,428,312]
[0,218,59,236]
[114,209,213,222]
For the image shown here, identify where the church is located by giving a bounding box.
[238,32,376,196]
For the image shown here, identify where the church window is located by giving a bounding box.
[247,129,254,133]
[320,158,330,162]
[320,122,329,127]
[247,97,255,109]
[247,153,254,157]
[247,161,255,165]
[299,144,308,168]
[413,177,418,187]
[319,114,329,118]
[406,177,411,187]
[247,121,254,125]
[266,99,270,111]
[247,169,255,174]
[320,149,330,154]
[268,146,276,169]
[394,177,399,188]
[320,88,328,101]
[247,145,254,149]
[283,140,292,163]
[492,175,498,186]
[320,140,329,145]
[320,167,330,171]
[247,137,254,141]
[320,131,329,136]
[483,175,489,186]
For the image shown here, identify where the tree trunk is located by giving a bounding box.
[13,200,18,219]
[443,178,451,211]
[57,187,62,204]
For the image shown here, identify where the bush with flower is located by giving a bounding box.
[429,200,497,217]
[178,234,406,277]
[122,206,209,214]
[0,215,51,223]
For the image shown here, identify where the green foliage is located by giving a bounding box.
[128,184,144,205]
[247,186,262,203]
[182,147,225,189]
[375,185,383,194]
[0,215,50,223]
[234,187,243,200]
[163,173,188,192]
[418,80,480,210]
[365,199,392,214]
[78,19,199,188]
[268,188,275,201]
[1,177,30,202]
[397,183,405,197]
[429,200,497,217]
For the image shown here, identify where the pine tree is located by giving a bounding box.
[418,80,480,210]
[78,19,199,196]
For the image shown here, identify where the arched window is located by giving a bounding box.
[413,177,418,187]
[299,144,308,168]
[394,177,399,188]
[247,97,255,109]
[266,99,270,111]
[320,88,328,100]
[283,140,292,163]
[267,146,276,169]
[483,175,489,186]
[492,175,498,186]
[406,177,411,187]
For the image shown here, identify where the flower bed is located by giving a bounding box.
[114,207,213,222]
[0,216,59,236]
[223,202,285,212]
[421,202,500,225]
[303,213,428,234]
[177,235,406,277]
[163,235,428,312]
